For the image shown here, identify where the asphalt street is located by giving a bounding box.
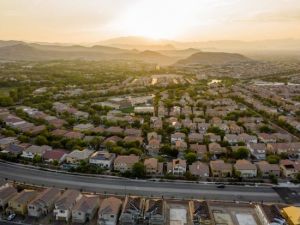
[1,161,299,203]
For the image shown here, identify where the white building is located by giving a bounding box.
[89,151,116,169]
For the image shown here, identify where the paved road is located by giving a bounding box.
[0,161,299,203]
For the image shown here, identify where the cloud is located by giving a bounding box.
[238,8,300,22]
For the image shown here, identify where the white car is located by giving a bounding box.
[7,213,16,221]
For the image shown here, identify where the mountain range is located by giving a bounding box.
[1,36,298,65]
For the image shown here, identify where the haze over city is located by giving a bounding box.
[0,1,300,225]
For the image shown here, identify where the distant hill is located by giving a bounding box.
[158,48,201,58]
[0,42,177,64]
[176,51,251,65]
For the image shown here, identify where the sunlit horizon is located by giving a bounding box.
[1,0,300,43]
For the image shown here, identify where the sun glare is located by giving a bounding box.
[111,0,200,40]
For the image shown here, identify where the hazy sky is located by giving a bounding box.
[1,0,300,43]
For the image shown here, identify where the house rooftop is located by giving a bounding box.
[72,195,99,213]
[98,197,122,215]
[55,190,81,210]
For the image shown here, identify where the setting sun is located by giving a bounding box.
[110,0,200,40]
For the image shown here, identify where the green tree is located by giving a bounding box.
[90,137,102,150]
[185,152,197,165]
[0,96,14,106]
[269,174,278,184]
[18,134,30,143]
[259,125,274,133]
[2,129,16,137]
[33,155,42,164]
[233,147,249,159]
[132,162,146,178]
[160,145,178,157]
[35,135,48,146]
[267,154,280,164]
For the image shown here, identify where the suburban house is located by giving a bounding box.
[258,133,277,143]
[190,144,207,159]
[280,160,297,178]
[64,131,85,140]
[124,128,142,137]
[206,133,221,142]
[238,133,258,144]
[119,196,145,225]
[167,159,187,176]
[103,136,122,145]
[0,184,17,209]
[188,133,203,143]
[65,149,94,164]
[42,149,67,163]
[89,151,116,169]
[21,145,52,159]
[106,126,124,135]
[173,140,188,152]
[256,161,280,177]
[210,160,232,177]
[53,190,82,221]
[208,143,226,155]
[123,136,143,145]
[144,158,163,175]
[73,123,94,132]
[189,161,210,178]
[7,189,38,215]
[144,199,166,225]
[198,123,210,134]
[72,195,99,223]
[171,132,186,144]
[114,155,140,173]
[28,188,61,217]
[247,143,267,160]
[147,139,161,155]
[98,197,122,225]
[267,143,300,157]
[2,143,29,156]
[224,134,239,145]
[234,160,257,178]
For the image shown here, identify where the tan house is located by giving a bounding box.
[190,144,207,159]
[7,189,38,215]
[280,160,297,178]
[167,159,187,176]
[234,160,257,178]
[72,195,99,223]
[208,143,226,155]
[28,188,61,217]
[66,149,94,164]
[114,155,140,173]
[256,161,280,177]
[188,133,203,143]
[0,184,17,209]
[174,140,188,151]
[98,197,122,225]
[147,139,161,155]
[144,158,163,175]
[210,160,232,177]
[54,190,82,222]
[189,161,210,178]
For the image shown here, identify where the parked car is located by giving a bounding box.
[7,214,16,221]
